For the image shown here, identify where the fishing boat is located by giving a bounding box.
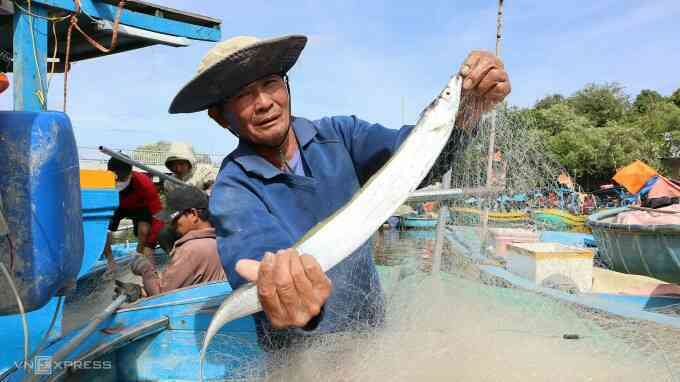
[400,215,439,229]
[587,207,680,283]
[450,207,529,226]
[0,2,270,380]
[446,225,680,324]
[531,208,590,232]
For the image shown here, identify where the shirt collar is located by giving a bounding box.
[174,227,216,248]
[231,117,317,179]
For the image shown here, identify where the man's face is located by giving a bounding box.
[168,160,191,178]
[172,209,196,236]
[221,75,290,146]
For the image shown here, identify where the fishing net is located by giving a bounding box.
[229,106,680,381]
[54,101,680,381]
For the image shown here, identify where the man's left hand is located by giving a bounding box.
[459,50,511,111]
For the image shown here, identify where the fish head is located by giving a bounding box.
[421,75,463,131]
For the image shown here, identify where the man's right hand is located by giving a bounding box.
[235,248,332,329]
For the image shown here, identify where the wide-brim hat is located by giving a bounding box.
[169,34,307,114]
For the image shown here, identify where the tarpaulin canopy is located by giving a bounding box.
[613,160,658,194]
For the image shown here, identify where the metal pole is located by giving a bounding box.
[99,146,192,188]
[480,0,504,255]
[431,170,452,274]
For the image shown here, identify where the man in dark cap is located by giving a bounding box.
[169,35,510,350]
[103,156,164,271]
[130,186,225,296]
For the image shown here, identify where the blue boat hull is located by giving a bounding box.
[400,216,438,229]
[587,207,680,283]
[3,278,261,381]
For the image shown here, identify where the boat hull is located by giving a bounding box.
[450,207,529,227]
[588,207,680,283]
[400,216,439,229]
[532,208,590,232]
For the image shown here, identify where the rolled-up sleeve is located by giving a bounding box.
[209,179,295,289]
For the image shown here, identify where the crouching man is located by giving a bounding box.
[130,187,226,297]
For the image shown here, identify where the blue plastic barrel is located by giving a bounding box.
[0,111,83,314]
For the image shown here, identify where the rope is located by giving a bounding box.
[47,20,59,90]
[63,0,126,111]
[27,0,47,109]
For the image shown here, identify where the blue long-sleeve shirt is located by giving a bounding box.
[209,115,413,350]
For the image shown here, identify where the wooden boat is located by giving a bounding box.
[400,215,439,229]
[445,225,680,325]
[587,207,680,283]
[450,207,529,226]
[531,208,590,232]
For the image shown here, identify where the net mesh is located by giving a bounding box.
[238,106,680,381]
[59,102,680,381]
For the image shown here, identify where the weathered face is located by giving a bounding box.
[221,74,290,147]
[173,209,198,236]
[168,160,192,178]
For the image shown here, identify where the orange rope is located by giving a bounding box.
[63,0,125,111]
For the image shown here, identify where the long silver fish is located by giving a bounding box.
[199,75,463,379]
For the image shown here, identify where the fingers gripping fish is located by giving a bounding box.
[199,75,463,379]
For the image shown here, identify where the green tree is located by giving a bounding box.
[671,88,680,108]
[534,94,565,110]
[136,141,172,152]
[546,122,658,187]
[633,89,664,114]
[534,103,592,135]
[627,101,680,159]
[567,83,630,127]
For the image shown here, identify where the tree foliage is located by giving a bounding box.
[534,94,565,110]
[516,83,680,189]
[633,89,664,114]
[671,87,680,108]
[136,141,172,152]
[567,83,629,127]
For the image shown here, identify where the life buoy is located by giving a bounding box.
[0,73,8,94]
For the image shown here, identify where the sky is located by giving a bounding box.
[1,0,679,156]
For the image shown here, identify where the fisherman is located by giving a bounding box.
[128,186,226,297]
[169,35,510,350]
[163,142,218,194]
[103,156,164,271]
[157,142,218,254]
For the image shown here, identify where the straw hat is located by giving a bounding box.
[169,35,307,114]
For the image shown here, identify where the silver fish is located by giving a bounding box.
[200,75,463,379]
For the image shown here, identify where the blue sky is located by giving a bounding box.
[1,0,679,155]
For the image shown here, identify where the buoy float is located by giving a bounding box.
[0,72,8,94]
